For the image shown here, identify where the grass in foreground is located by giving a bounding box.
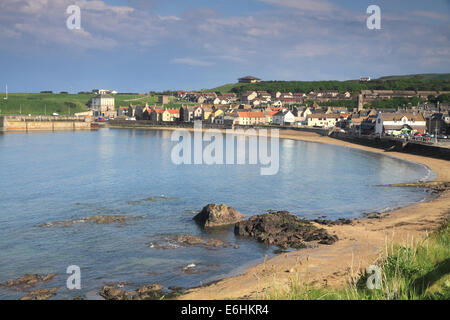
[268,218,449,300]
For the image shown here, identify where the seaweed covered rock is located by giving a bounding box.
[234,211,338,249]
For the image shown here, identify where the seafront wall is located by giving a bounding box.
[108,120,330,135]
[0,116,95,132]
[330,132,450,160]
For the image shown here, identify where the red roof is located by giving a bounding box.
[237,111,265,118]
[266,110,278,116]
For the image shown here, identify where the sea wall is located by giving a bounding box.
[0,116,94,132]
[108,120,229,129]
[108,120,330,136]
[331,132,450,160]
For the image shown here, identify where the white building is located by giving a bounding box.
[89,94,116,118]
[306,114,340,128]
[272,110,296,125]
[375,112,427,135]
[236,111,266,125]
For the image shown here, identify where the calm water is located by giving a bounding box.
[0,128,433,299]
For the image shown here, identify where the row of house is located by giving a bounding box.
[94,88,448,135]
[120,103,351,128]
[179,85,449,109]
[181,90,354,107]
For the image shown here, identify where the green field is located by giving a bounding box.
[0,93,172,116]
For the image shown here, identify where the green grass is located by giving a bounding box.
[376,73,450,81]
[0,93,93,115]
[0,93,165,116]
[205,82,250,93]
[204,73,450,95]
[268,219,450,300]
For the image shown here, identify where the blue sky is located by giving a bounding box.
[0,0,449,93]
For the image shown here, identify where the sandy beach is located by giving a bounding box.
[173,129,450,300]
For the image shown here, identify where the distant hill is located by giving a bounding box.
[205,73,450,94]
[376,73,450,81]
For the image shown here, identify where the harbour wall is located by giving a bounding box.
[0,116,95,132]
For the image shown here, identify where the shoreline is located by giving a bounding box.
[166,128,450,299]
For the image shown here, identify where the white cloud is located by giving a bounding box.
[172,57,214,67]
[0,0,448,74]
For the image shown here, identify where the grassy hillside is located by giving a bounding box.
[0,93,165,116]
[0,93,93,116]
[377,73,450,81]
[206,73,450,94]
[205,83,249,93]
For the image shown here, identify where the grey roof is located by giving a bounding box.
[94,94,113,98]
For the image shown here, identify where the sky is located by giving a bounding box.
[0,0,449,93]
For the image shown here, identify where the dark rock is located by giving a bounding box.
[3,273,56,288]
[168,286,184,293]
[100,285,127,300]
[363,212,382,219]
[193,203,246,228]
[100,283,165,300]
[20,288,58,300]
[204,238,230,248]
[313,218,352,226]
[235,211,338,249]
[174,234,203,246]
[147,234,230,249]
[38,215,141,228]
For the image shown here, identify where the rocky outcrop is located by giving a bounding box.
[313,218,353,225]
[235,211,338,249]
[2,273,56,288]
[38,215,141,228]
[20,288,58,300]
[100,283,181,300]
[193,204,246,228]
[147,234,231,249]
[384,181,450,193]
